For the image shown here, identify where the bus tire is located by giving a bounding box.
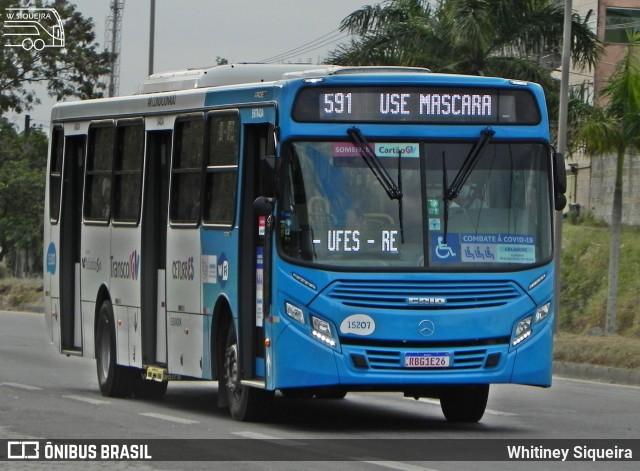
[95,300,134,398]
[223,325,272,421]
[439,384,489,423]
[132,371,168,400]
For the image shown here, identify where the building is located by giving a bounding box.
[567,0,640,224]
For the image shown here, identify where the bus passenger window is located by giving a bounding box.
[84,123,115,222]
[113,121,144,223]
[49,126,64,223]
[203,112,239,226]
[170,116,204,225]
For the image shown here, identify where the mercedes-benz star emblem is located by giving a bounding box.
[418,319,435,337]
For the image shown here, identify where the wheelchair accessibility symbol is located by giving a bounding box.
[430,234,460,262]
[435,237,456,259]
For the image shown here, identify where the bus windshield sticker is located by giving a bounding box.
[432,233,536,264]
[332,142,420,159]
[431,234,460,262]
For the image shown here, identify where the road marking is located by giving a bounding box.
[483,408,517,417]
[139,412,199,424]
[409,397,517,417]
[232,431,282,440]
[555,376,640,390]
[63,395,110,405]
[1,382,42,390]
[362,460,441,471]
[232,431,306,447]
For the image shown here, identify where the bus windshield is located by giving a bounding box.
[279,139,553,269]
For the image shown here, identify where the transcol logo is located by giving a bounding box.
[111,250,140,280]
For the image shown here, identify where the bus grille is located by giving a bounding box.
[364,348,488,370]
[326,280,521,310]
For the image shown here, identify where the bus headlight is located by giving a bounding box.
[311,316,337,347]
[285,302,305,324]
[511,302,552,347]
[512,316,532,346]
[534,302,551,323]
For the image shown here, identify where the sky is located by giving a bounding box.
[9,0,370,130]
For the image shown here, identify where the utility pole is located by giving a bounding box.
[106,0,125,97]
[149,0,155,76]
[554,0,572,329]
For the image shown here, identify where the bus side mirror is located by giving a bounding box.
[254,196,274,217]
[553,152,567,211]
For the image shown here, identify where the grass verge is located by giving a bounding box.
[554,333,640,370]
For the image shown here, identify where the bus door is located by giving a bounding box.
[165,115,204,378]
[59,135,86,353]
[239,123,274,383]
[141,130,171,366]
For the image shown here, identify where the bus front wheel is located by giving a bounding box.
[95,300,134,398]
[439,384,489,423]
[223,326,272,421]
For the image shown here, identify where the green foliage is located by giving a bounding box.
[0,0,114,114]
[329,0,600,86]
[560,223,640,337]
[0,117,47,274]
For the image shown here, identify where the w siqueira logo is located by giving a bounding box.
[3,6,65,51]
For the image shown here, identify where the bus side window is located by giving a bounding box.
[170,115,204,226]
[203,111,239,226]
[85,123,115,223]
[113,120,144,224]
[49,125,64,223]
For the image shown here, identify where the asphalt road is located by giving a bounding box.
[1,310,638,471]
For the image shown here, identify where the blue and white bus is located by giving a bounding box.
[44,64,567,422]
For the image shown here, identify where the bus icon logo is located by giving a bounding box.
[3,7,65,51]
[7,441,40,459]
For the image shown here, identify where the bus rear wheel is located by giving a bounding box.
[223,326,272,421]
[95,300,134,398]
[439,384,489,423]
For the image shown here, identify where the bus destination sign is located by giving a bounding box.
[293,87,539,125]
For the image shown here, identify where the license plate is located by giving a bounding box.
[404,352,450,368]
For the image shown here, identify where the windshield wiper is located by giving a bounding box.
[347,127,405,243]
[347,127,403,200]
[444,128,494,202]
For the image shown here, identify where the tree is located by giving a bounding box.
[0,0,114,115]
[575,33,640,334]
[328,0,601,95]
[0,117,47,276]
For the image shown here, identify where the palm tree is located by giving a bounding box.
[575,32,640,334]
[328,0,600,91]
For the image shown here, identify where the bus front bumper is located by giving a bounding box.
[270,322,553,390]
